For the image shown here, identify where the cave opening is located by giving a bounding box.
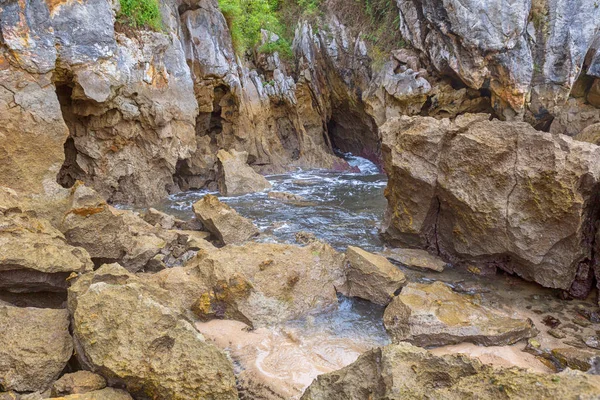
[174,84,229,191]
[55,79,86,189]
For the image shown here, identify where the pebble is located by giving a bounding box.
[548,329,567,339]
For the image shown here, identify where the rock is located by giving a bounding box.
[551,347,600,372]
[342,246,406,306]
[184,241,346,327]
[192,195,258,245]
[217,150,272,196]
[301,342,600,399]
[575,122,600,145]
[51,371,106,397]
[0,305,72,392]
[295,231,319,244]
[383,282,537,347]
[381,115,600,296]
[60,184,171,272]
[142,208,184,230]
[0,195,93,292]
[68,263,238,399]
[382,248,446,272]
[548,329,567,339]
[51,388,133,400]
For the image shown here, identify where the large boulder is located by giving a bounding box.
[60,184,171,272]
[342,246,406,306]
[184,241,346,327]
[192,195,259,245]
[381,115,600,296]
[383,282,537,347]
[216,149,272,196]
[68,263,238,399]
[0,305,73,392]
[0,188,93,292]
[301,343,600,399]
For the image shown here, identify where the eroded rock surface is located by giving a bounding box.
[68,263,238,399]
[192,195,258,245]
[0,305,72,392]
[342,246,406,306]
[185,241,346,327]
[301,342,600,399]
[216,149,271,196]
[381,115,600,296]
[383,282,537,347]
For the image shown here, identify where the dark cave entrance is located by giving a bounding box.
[55,80,86,189]
[174,84,229,191]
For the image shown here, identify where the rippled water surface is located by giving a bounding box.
[159,154,388,252]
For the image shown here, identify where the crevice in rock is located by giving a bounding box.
[55,76,86,189]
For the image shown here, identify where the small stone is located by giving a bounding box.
[51,371,107,396]
[382,248,446,272]
[585,336,600,350]
[543,315,562,328]
[574,317,592,327]
[548,329,567,339]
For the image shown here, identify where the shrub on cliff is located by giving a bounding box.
[118,0,162,31]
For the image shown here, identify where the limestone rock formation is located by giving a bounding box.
[68,263,238,399]
[51,388,133,400]
[192,195,258,245]
[216,149,272,196]
[383,282,537,347]
[60,184,171,272]
[51,371,107,397]
[382,248,447,272]
[301,342,600,399]
[381,115,600,296]
[0,305,73,392]
[184,241,346,327]
[342,246,406,306]
[394,0,600,120]
[0,188,93,292]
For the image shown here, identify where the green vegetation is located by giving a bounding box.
[218,0,293,58]
[117,0,162,31]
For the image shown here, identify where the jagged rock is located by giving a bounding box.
[50,388,133,400]
[60,184,171,272]
[383,282,537,347]
[395,0,600,120]
[341,246,406,306]
[551,347,600,372]
[68,263,238,399]
[142,208,184,230]
[216,149,272,196]
[381,115,600,295]
[192,195,258,245]
[0,2,68,197]
[382,248,447,272]
[550,97,600,137]
[0,305,72,392]
[575,122,600,145]
[0,191,93,292]
[184,241,346,327]
[301,342,600,399]
[51,371,106,397]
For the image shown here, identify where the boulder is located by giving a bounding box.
[51,371,106,397]
[575,122,600,145]
[381,115,600,296]
[0,193,93,292]
[0,305,72,392]
[383,282,537,347]
[60,184,171,272]
[382,248,447,272]
[301,343,600,399]
[192,195,259,245]
[184,241,346,327]
[51,388,133,400]
[342,246,406,306]
[141,208,184,230]
[68,263,238,399]
[217,149,272,196]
